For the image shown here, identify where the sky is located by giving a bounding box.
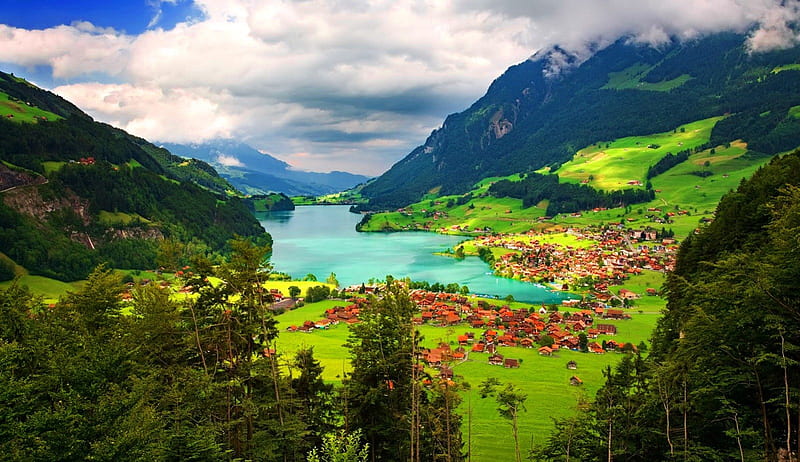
[1,0,799,175]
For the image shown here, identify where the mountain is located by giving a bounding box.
[162,140,371,196]
[0,71,269,281]
[360,33,800,209]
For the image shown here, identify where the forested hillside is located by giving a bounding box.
[535,149,800,460]
[360,33,800,210]
[0,71,269,281]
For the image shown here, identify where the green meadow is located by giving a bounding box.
[272,288,664,461]
[0,274,84,304]
[0,91,62,124]
[602,63,692,92]
[553,116,723,190]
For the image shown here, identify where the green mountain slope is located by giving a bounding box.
[359,115,776,238]
[0,72,269,281]
[360,33,800,210]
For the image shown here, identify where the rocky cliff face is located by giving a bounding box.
[3,185,91,225]
[0,164,46,192]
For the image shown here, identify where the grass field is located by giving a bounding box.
[554,116,723,190]
[0,91,62,124]
[272,291,664,461]
[0,275,85,304]
[602,63,692,92]
[98,211,151,226]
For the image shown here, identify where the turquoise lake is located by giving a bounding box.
[258,205,570,304]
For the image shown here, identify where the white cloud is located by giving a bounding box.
[215,154,244,167]
[52,83,237,143]
[746,2,800,52]
[2,0,799,174]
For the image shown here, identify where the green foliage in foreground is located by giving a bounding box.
[0,238,468,462]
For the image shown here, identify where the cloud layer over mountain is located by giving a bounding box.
[1,0,797,175]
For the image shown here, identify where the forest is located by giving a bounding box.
[488,172,655,216]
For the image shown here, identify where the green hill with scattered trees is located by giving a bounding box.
[0,71,269,281]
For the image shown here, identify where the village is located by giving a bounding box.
[469,225,677,288]
[283,284,645,388]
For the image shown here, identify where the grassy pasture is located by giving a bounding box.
[98,211,151,226]
[272,294,663,461]
[0,275,84,304]
[554,116,723,190]
[361,194,546,235]
[0,91,62,124]
[602,63,692,92]
[772,64,800,74]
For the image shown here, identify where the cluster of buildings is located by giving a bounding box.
[471,226,677,286]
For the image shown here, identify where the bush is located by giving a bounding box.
[0,258,16,282]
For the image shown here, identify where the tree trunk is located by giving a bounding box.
[734,412,745,462]
[780,332,794,462]
[683,380,688,461]
[755,368,777,460]
[658,378,674,458]
[511,408,521,462]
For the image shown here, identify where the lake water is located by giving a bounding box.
[258,205,569,304]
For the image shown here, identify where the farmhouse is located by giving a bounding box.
[596,324,618,335]
[488,354,504,366]
[570,376,583,386]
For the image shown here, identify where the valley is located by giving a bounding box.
[2,24,800,462]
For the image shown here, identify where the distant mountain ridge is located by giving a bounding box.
[360,33,800,209]
[162,140,371,196]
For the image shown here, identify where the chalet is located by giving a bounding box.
[562,337,580,350]
[566,360,577,370]
[314,319,332,329]
[596,324,617,335]
[604,309,629,320]
[443,313,461,326]
[588,342,605,354]
[471,342,486,353]
[519,338,535,348]
[618,289,640,299]
[471,319,486,328]
[570,376,584,386]
[646,288,658,296]
[439,366,454,379]
[538,346,553,356]
[503,358,520,369]
[488,354,504,366]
